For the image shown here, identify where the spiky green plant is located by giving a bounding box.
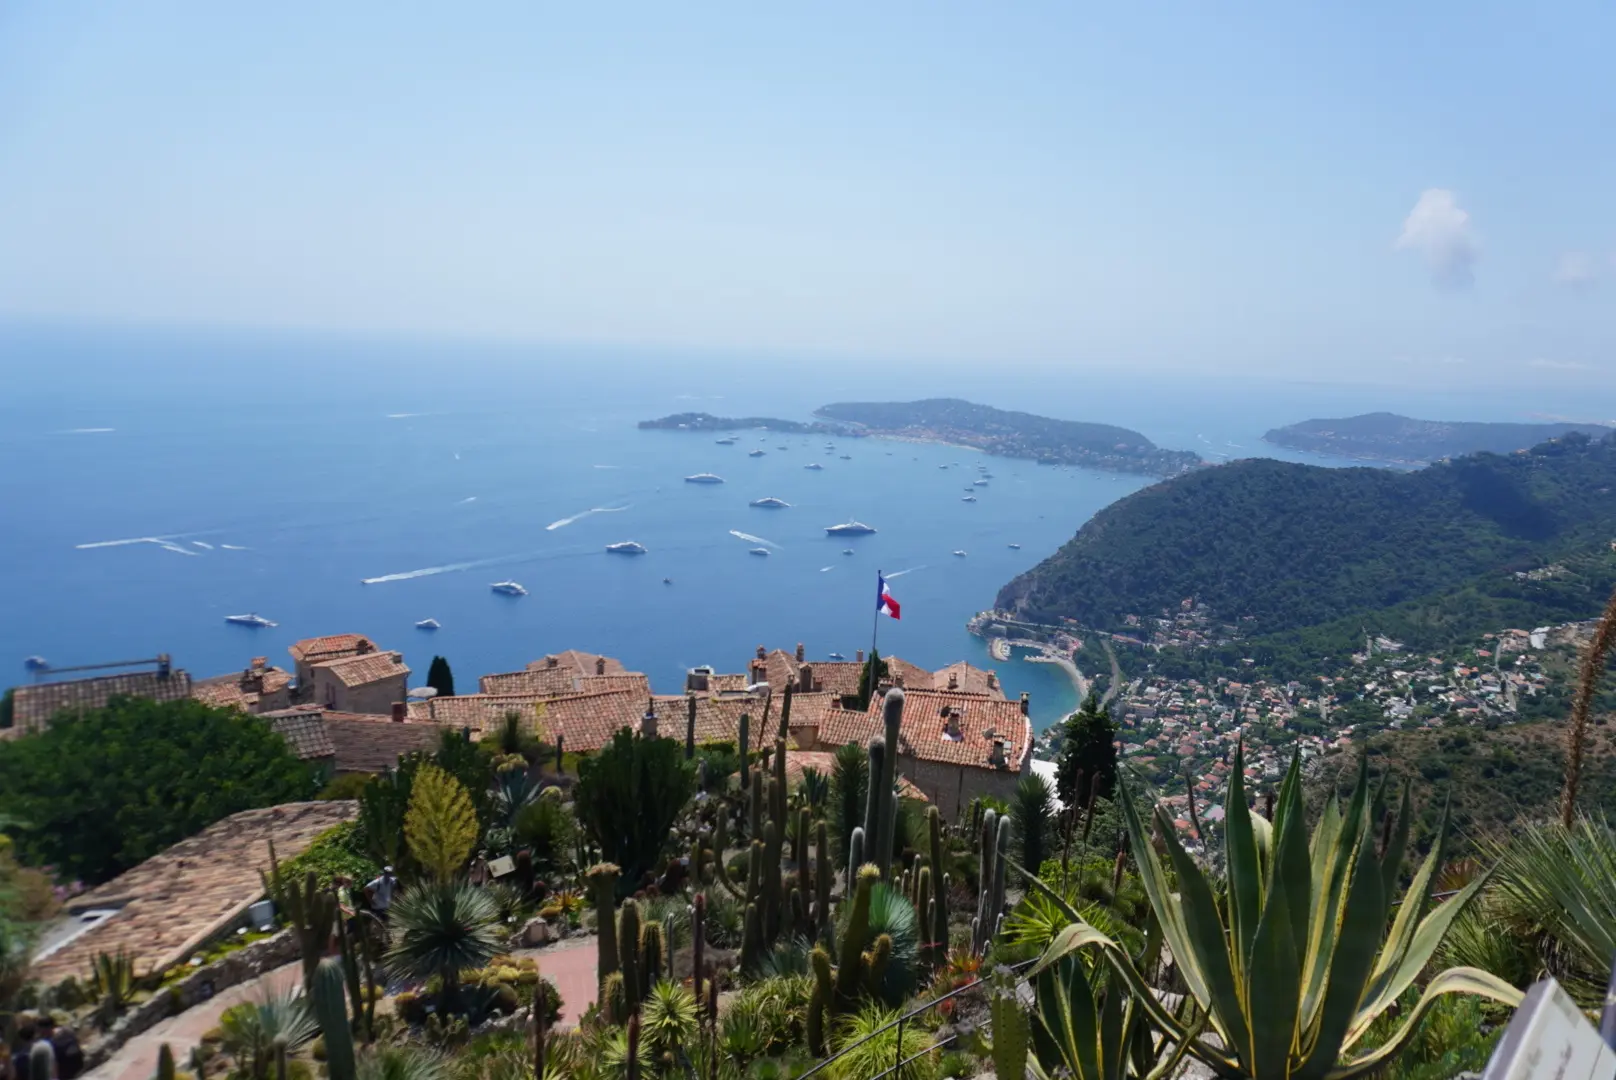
[828,1003,937,1080]
[218,983,318,1080]
[354,1047,449,1080]
[1022,747,1523,1080]
[385,882,500,1008]
[89,947,141,1018]
[639,979,699,1066]
[1011,773,1055,886]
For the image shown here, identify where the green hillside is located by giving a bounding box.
[997,431,1616,664]
[1265,411,1613,464]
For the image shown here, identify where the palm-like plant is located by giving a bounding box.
[386,882,501,1008]
[1022,747,1522,1080]
[1011,774,1055,885]
[857,882,921,1007]
[829,1003,937,1080]
[796,767,830,814]
[639,978,700,1066]
[218,984,319,1080]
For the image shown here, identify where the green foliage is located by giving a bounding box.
[828,743,867,867]
[358,766,416,872]
[218,982,318,1080]
[319,773,374,801]
[404,764,479,882]
[852,651,890,712]
[512,790,577,877]
[1000,433,1616,666]
[426,656,456,698]
[1053,693,1117,809]
[1353,991,1505,1080]
[90,947,140,1016]
[724,975,816,1057]
[0,695,313,883]
[573,729,695,895]
[639,979,699,1067]
[827,1003,937,1080]
[277,821,379,892]
[385,882,501,1002]
[1011,774,1054,886]
[859,882,921,1006]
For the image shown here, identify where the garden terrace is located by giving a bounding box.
[30,801,355,986]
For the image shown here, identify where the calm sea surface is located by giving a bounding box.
[3,325,1611,729]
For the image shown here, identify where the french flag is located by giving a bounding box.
[877,573,901,620]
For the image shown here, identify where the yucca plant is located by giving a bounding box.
[1023,747,1522,1080]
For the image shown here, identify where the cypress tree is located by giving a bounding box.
[426,655,455,697]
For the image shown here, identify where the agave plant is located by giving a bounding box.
[385,881,501,1007]
[1022,747,1522,1080]
[217,983,319,1080]
[639,978,700,1066]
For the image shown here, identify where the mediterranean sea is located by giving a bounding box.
[4,324,1612,729]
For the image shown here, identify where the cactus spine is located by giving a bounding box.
[740,900,763,972]
[618,899,642,1012]
[602,971,628,1025]
[585,863,621,989]
[639,914,664,988]
[814,818,832,941]
[310,957,355,1080]
[777,677,794,741]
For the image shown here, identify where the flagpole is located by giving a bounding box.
[870,570,882,670]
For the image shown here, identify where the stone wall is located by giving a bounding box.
[82,930,300,1071]
[898,755,1024,824]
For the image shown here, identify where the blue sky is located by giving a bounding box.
[1,2,1612,386]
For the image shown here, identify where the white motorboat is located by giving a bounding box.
[750,497,791,508]
[416,618,441,630]
[684,473,726,484]
[749,547,771,557]
[715,437,737,445]
[953,550,968,557]
[828,652,846,660]
[490,581,528,596]
[1008,543,1022,550]
[825,521,876,536]
[974,479,989,486]
[606,541,648,554]
[842,548,855,555]
[804,463,824,470]
[225,613,278,628]
[961,496,977,502]
[748,449,766,457]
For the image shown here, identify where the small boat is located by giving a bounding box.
[749,547,771,557]
[606,541,648,555]
[777,446,788,451]
[961,496,977,503]
[23,656,48,672]
[225,613,278,628]
[716,437,737,445]
[842,548,855,555]
[748,449,766,458]
[1008,543,1021,550]
[750,497,791,508]
[825,521,877,536]
[684,473,726,484]
[938,464,949,469]
[804,463,824,471]
[973,479,989,486]
[839,455,852,460]
[953,550,968,557]
[416,618,441,630]
[828,652,846,660]
[663,577,673,584]
[491,581,528,596]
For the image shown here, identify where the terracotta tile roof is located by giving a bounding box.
[315,651,409,688]
[814,707,881,750]
[650,693,776,748]
[268,713,335,760]
[869,690,1032,771]
[11,669,194,732]
[884,657,934,691]
[525,650,626,677]
[580,673,651,697]
[931,661,1004,698]
[323,715,453,773]
[755,649,870,699]
[479,667,580,696]
[538,690,646,751]
[30,801,356,986]
[192,663,293,713]
[289,634,374,664]
[410,694,550,734]
[709,673,752,693]
[784,750,927,801]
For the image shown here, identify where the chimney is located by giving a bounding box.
[595,656,606,676]
[640,699,658,738]
[357,637,375,656]
[988,738,1007,767]
[750,659,766,685]
[1019,691,1030,716]
[856,649,864,663]
[686,666,711,694]
[795,642,805,662]
[947,671,959,691]
[987,671,998,690]
[157,654,172,680]
[798,665,814,693]
[756,644,766,660]
[391,702,406,723]
[545,655,559,669]
[943,706,961,740]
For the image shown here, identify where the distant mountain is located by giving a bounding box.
[996,431,1616,663]
[813,398,1201,476]
[1264,412,1613,465]
[637,412,852,436]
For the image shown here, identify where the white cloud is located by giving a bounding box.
[1554,251,1599,287]
[1395,189,1479,288]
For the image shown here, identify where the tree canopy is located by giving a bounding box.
[1054,692,1118,811]
[426,656,455,698]
[573,729,694,896]
[0,695,314,883]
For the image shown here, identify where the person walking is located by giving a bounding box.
[364,866,399,922]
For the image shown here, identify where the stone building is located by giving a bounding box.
[287,634,379,692]
[306,650,410,715]
[192,657,293,714]
[7,657,193,735]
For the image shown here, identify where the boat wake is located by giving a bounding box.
[884,566,925,578]
[459,496,478,504]
[77,535,202,556]
[386,413,425,419]
[60,427,115,434]
[592,465,620,469]
[191,541,214,549]
[362,557,502,584]
[729,529,778,548]
[819,566,834,572]
[220,544,248,550]
[546,504,631,531]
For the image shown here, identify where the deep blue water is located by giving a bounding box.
[3,324,1611,728]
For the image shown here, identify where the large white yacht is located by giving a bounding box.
[750,497,791,508]
[490,581,528,596]
[415,618,441,630]
[606,541,648,555]
[684,473,726,484]
[824,521,877,536]
[225,613,277,628]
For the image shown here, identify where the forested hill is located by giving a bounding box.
[996,431,1616,652]
[1264,412,1613,465]
[813,399,1201,476]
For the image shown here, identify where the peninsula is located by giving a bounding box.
[641,398,1201,477]
[1264,411,1613,465]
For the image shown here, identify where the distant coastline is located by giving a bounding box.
[1263,412,1614,465]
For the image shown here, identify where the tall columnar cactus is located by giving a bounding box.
[738,713,751,787]
[310,957,356,1080]
[29,1043,52,1080]
[740,901,763,972]
[156,1045,177,1080]
[925,806,950,962]
[618,899,643,1013]
[685,693,697,760]
[585,863,621,989]
[914,866,934,967]
[261,843,337,990]
[814,819,832,942]
[533,966,549,1080]
[874,689,904,878]
[692,893,707,1018]
[972,810,1010,956]
[806,865,892,1041]
[639,915,664,988]
[777,678,795,741]
[602,972,629,1026]
[626,1012,642,1080]
[860,739,887,879]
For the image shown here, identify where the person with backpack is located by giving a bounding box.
[38,1016,81,1080]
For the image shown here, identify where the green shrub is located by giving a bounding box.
[277,821,378,891]
[318,774,372,801]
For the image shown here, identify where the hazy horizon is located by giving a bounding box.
[3,3,1614,390]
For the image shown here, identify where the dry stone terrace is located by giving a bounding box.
[30,801,356,986]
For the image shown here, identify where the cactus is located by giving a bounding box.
[618,899,642,1012]
[585,863,621,989]
[711,819,744,899]
[861,739,886,878]
[156,1044,177,1080]
[260,844,336,990]
[740,900,763,972]
[738,713,751,787]
[813,818,832,941]
[533,965,548,1080]
[692,893,707,1018]
[311,957,355,1080]
[777,678,794,741]
[685,693,697,759]
[848,826,865,876]
[555,733,564,774]
[792,806,810,888]
[332,892,376,1043]
[626,1012,642,1080]
[807,864,895,1036]
[971,811,1011,956]
[873,689,903,878]
[989,982,1030,1080]
[807,948,830,1056]
[914,866,933,966]
[30,1043,52,1080]
[602,972,628,1025]
[639,915,664,988]
[833,865,879,1001]
[925,806,949,965]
